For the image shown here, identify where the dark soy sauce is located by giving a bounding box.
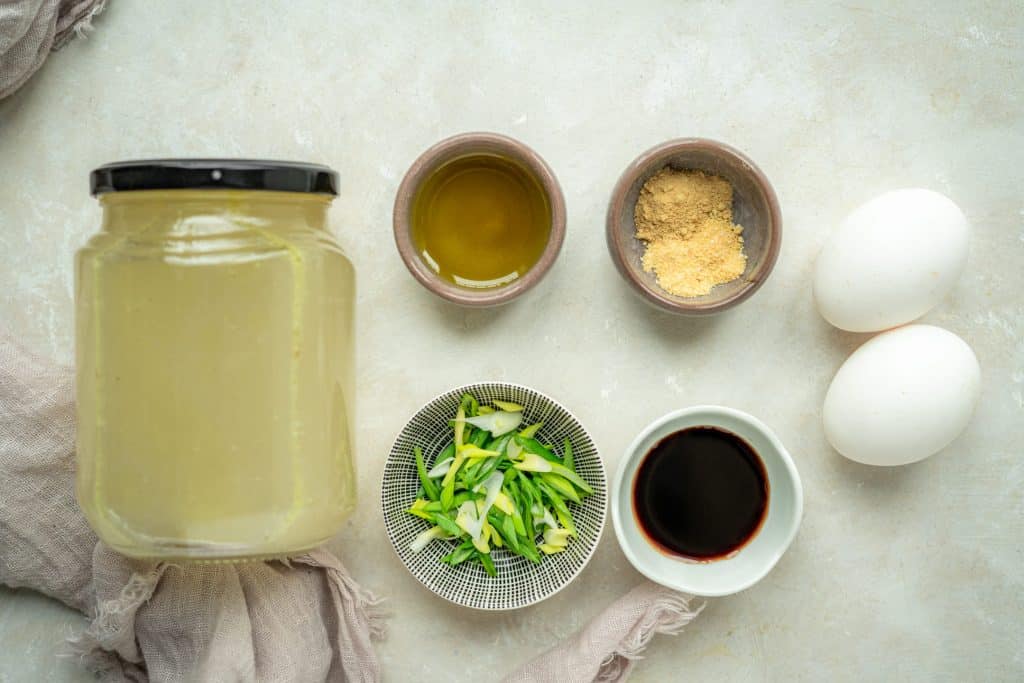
[633,427,769,561]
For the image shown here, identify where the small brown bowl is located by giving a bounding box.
[606,138,782,315]
[393,132,566,307]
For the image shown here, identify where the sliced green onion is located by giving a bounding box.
[479,471,505,516]
[443,541,476,566]
[554,506,577,538]
[406,392,592,575]
[518,422,543,439]
[432,513,462,537]
[427,456,454,479]
[406,498,433,521]
[440,454,464,511]
[410,526,446,552]
[414,447,440,501]
[537,479,574,522]
[460,393,479,417]
[478,551,497,576]
[549,461,593,494]
[471,427,490,447]
[532,503,558,530]
[544,528,571,547]
[515,436,561,462]
[492,491,515,515]
[458,444,501,459]
[513,452,554,473]
[454,405,466,448]
[539,472,582,504]
[465,411,524,437]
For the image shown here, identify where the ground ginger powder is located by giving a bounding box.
[634,168,747,297]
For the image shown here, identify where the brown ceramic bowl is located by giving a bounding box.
[393,132,566,307]
[606,138,782,315]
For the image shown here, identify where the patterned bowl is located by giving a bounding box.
[382,382,607,610]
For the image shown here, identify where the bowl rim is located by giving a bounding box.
[610,405,803,597]
[393,132,567,308]
[605,137,783,315]
[381,380,608,610]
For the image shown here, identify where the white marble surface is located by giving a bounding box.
[1,1,1021,680]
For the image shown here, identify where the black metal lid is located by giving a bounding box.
[90,159,339,196]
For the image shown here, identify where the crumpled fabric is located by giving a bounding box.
[504,581,704,682]
[0,333,386,682]
[0,0,105,100]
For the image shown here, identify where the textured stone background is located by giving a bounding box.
[0,1,1021,680]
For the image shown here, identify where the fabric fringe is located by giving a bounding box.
[54,0,107,50]
[67,564,166,661]
[74,0,107,39]
[314,556,388,641]
[594,593,705,682]
[621,592,705,660]
[336,569,389,641]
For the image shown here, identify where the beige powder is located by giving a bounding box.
[634,168,746,297]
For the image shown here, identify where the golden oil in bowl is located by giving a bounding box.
[411,153,551,289]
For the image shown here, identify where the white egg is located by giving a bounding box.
[823,325,980,466]
[814,189,969,332]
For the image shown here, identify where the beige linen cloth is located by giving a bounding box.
[0,335,386,681]
[502,582,704,682]
[0,329,701,681]
[0,0,105,99]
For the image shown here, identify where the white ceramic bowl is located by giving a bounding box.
[611,406,802,597]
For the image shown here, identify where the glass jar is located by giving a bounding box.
[75,160,356,560]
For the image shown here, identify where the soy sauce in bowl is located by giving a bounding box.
[633,426,768,561]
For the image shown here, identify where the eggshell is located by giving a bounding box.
[823,325,980,466]
[814,189,969,332]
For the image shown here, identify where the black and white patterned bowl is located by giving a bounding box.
[382,382,607,610]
